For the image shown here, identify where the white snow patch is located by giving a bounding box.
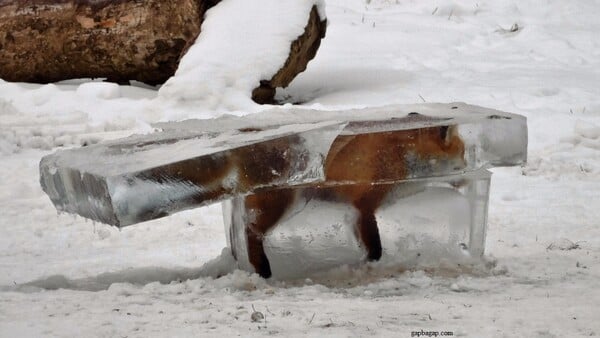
[574,120,600,140]
[76,82,121,100]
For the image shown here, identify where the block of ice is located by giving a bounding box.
[40,102,527,227]
[224,169,492,279]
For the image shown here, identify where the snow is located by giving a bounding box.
[75,82,121,100]
[1,0,600,337]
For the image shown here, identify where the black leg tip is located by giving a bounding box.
[257,265,272,279]
[256,253,272,278]
[367,246,383,261]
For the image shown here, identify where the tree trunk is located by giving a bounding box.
[0,0,210,85]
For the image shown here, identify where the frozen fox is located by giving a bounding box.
[138,124,465,278]
[239,125,466,278]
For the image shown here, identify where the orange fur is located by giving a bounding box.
[241,126,465,278]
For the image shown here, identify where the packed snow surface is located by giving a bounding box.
[1,0,600,337]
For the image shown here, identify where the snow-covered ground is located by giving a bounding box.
[1,0,599,336]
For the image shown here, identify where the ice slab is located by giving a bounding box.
[40,103,527,227]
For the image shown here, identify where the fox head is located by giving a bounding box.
[407,125,466,173]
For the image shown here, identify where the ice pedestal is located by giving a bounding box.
[224,169,491,279]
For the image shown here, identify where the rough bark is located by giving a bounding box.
[0,0,208,85]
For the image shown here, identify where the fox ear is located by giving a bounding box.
[440,125,458,147]
[439,126,450,144]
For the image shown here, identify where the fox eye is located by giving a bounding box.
[439,126,449,141]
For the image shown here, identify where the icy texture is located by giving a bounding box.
[40,121,345,226]
[224,169,491,279]
[40,103,526,227]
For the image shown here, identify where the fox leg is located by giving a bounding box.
[244,189,294,278]
[351,185,392,261]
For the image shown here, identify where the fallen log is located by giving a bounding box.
[0,0,209,85]
[0,0,327,103]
